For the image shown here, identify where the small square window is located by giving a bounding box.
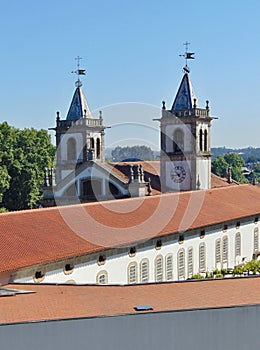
[98,255,106,265]
[34,271,45,283]
[255,217,258,224]
[200,230,205,239]
[64,263,74,275]
[223,224,228,232]
[129,247,136,257]
[155,240,162,250]
[179,235,184,244]
[236,222,240,229]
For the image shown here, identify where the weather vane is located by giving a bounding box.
[179,41,195,73]
[71,56,86,87]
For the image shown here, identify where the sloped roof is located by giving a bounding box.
[0,185,259,275]
[171,73,197,110]
[2,276,260,323]
[66,87,92,121]
[211,173,239,188]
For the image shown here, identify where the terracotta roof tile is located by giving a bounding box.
[0,185,260,274]
[1,277,260,324]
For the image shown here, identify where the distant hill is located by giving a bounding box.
[211,147,260,163]
[106,146,260,163]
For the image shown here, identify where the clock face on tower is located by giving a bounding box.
[170,165,186,183]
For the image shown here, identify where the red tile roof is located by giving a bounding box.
[0,185,260,275]
[211,173,238,188]
[1,277,260,324]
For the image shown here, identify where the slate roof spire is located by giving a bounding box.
[66,86,92,120]
[171,42,197,111]
[66,56,92,121]
[171,72,197,110]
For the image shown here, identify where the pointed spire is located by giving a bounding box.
[171,73,198,110]
[66,87,92,121]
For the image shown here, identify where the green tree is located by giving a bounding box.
[212,153,248,184]
[211,156,228,178]
[0,122,55,211]
[111,145,154,162]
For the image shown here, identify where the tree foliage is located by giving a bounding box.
[212,153,248,184]
[0,122,55,211]
[111,145,155,162]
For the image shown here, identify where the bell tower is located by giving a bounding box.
[51,59,107,183]
[157,44,216,192]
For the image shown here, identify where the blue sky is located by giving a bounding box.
[0,0,259,149]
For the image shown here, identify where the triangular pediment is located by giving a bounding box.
[171,73,197,110]
[66,87,92,121]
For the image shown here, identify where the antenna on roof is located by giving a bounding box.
[179,41,195,74]
[71,56,86,88]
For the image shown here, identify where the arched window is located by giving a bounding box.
[128,262,137,284]
[165,254,173,281]
[155,255,163,282]
[67,138,76,161]
[222,236,228,263]
[254,227,259,252]
[177,249,185,280]
[199,129,203,152]
[204,129,208,151]
[90,137,95,149]
[96,270,108,285]
[215,239,221,266]
[96,138,101,159]
[199,243,206,272]
[140,259,149,283]
[173,129,184,153]
[235,232,241,257]
[187,247,193,278]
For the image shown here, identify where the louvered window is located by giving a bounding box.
[235,232,241,257]
[178,249,185,280]
[199,243,206,272]
[187,247,193,277]
[140,259,149,283]
[165,254,173,281]
[222,236,228,263]
[155,256,163,282]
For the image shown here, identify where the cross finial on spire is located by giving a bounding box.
[71,56,86,88]
[179,41,195,74]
